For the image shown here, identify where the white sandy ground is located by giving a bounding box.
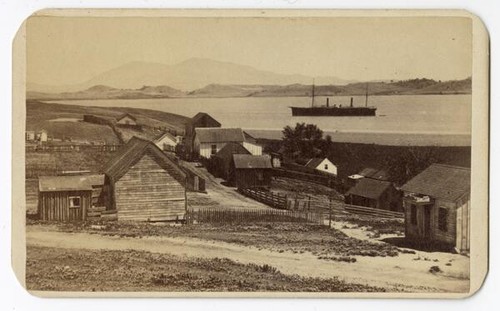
[26,226,469,293]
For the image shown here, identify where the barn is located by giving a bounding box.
[344,178,402,212]
[231,154,273,189]
[102,136,187,222]
[401,164,471,253]
[38,174,105,222]
[211,142,251,180]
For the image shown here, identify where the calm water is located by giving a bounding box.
[52,95,472,146]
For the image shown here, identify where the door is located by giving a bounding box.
[423,205,432,238]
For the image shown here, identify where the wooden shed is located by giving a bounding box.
[102,136,187,222]
[231,154,273,189]
[212,142,251,180]
[401,164,471,253]
[38,174,105,222]
[345,178,402,212]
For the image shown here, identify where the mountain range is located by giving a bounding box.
[27,58,356,93]
[27,77,472,101]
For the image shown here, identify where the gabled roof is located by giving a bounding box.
[213,142,251,160]
[190,112,221,127]
[116,113,137,121]
[195,128,245,143]
[233,154,272,169]
[401,164,470,201]
[346,178,392,200]
[39,174,105,192]
[359,167,390,181]
[243,131,257,144]
[154,131,176,143]
[102,136,186,184]
[305,158,333,169]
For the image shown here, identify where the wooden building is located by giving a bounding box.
[242,131,263,156]
[38,174,105,221]
[194,128,246,159]
[185,112,221,157]
[102,136,187,222]
[116,113,137,126]
[154,131,179,152]
[212,142,251,180]
[345,178,402,212]
[231,154,273,189]
[305,157,338,176]
[401,164,471,253]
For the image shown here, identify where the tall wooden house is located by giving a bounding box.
[401,164,471,253]
[231,154,273,189]
[185,112,221,157]
[38,174,105,222]
[211,142,251,180]
[102,136,187,222]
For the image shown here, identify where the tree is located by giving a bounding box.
[282,123,324,159]
[385,147,442,185]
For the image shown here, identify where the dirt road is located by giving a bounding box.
[27,226,469,293]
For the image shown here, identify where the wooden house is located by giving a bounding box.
[231,154,273,189]
[305,157,338,176]
[212,142,251,180]
[401,164,471,253]
[116,113,137,126]
[193,128,246,159]
[242,131,263,156]
[185,112,221,157]
[345,178,402,212]
[102,136,187,222]
[26,130,35,141]
[154,131,178,152]
[38,174,105,221]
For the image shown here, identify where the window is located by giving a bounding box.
[410,205,417,225]
[324,164,329,170]
[211,144,217,155]
[438,208,448,231]
[69,196,81,208]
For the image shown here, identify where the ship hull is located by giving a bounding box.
[290,106,377,117]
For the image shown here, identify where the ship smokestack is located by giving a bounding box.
[326,98,329,107]
[350,97,353,107]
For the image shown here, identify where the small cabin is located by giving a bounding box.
[102,136,187,222]
[305,158,338,176]
[401,164,471,253]
[38,174,105,222]
[231,154,273,189]
[345,178,402,212]
[116,113,138,126]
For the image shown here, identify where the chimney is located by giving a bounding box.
[350,97,354,107]
[326,98,329,107]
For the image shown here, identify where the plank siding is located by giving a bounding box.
[39,190,91,222]
[114,154,185,221]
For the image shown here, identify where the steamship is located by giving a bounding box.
[290,81,377,117]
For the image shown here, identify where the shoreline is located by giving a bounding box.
[247,129,471,147]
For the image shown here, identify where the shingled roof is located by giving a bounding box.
[346,178,392,200]
[102,137,186,184]
[39,174,105,192]
[233,154,272,169]
[195,128,245,143]
[401,164,470,201]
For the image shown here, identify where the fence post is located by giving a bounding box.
[329,196,333,228]
[308,196,311,210]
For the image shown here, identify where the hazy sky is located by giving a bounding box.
[26,16,472,85]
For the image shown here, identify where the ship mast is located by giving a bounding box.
[311,78,315,107]
[365,83,369,107]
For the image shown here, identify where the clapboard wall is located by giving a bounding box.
[113,154,185,221]
[38,190,91,221]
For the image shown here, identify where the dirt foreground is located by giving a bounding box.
[26,225,469,293]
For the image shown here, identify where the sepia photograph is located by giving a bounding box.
[12,9,489,298]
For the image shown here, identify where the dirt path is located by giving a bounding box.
[27,227,469,293]
[184,163,269,209]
